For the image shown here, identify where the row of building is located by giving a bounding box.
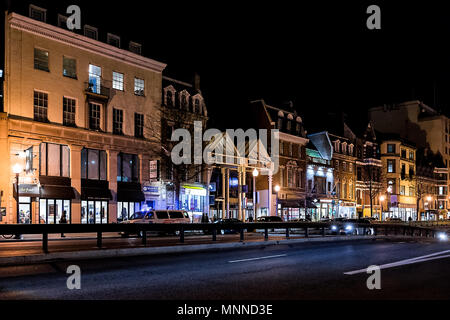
[0,5,449,225]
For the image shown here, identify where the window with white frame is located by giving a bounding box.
[63,97,76,127]
[34,48,49,72]
[29,5,46,22]
[84,25,98,40]
[134,78,145,96]
[34,91,48,122]
[63,56,77,79]
[113,108,123,135]
[107,33,121,48]
[113,72,124,91]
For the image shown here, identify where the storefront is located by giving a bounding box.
[13,183,40,224]
[38,177,76,224]
[180,184,208,223]
[116,181,145,222]
[81,200,108,224]
[385,204,417,221]
[337,202,357,219]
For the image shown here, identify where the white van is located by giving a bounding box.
[120,210,190,237]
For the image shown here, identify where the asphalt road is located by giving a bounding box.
[0,238,449,300]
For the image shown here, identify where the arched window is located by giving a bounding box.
[194,99,200,113]
[181,94,188,109]
[166,91,173,107]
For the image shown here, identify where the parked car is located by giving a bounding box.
[120,210,190,237]
[330,218,373,235]
[386,217,403,223]
[209,218,242,235]
[256,216,283,222]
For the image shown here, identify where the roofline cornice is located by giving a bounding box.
[8,12,167,73]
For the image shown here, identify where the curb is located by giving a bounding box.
[0,235,429,266]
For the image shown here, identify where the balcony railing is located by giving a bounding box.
[85,80,111,99]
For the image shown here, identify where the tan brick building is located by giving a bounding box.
[0,9,166,224]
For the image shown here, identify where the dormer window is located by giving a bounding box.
[342,142,347,154]
[334,141,340,153]
[84,25,98,40]
[29,5,46,22]
[181,95,188,110]
[129,42,142,55]
[166,91,173,107]
[194,99,200,113]
[348,144,354,156]
[57,14,68,29]
[107,33,121,48]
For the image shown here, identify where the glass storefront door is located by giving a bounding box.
[117,202,141,222]
[18,197,32,224]
[39,199,71,224]
[81,200,108,224]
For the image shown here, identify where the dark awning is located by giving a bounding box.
[117,189,145,202]
[279,199,318,209]
[117,182,145,202]
[40,185,76,199]
[81,187,113,200]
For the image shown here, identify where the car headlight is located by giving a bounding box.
[331,225,337,231]
[345,225,353,231]
[438,232,448,241]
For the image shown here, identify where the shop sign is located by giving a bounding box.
[143,186,159,194]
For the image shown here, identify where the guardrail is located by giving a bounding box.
[410,220,450,227]
[0,222,439,254]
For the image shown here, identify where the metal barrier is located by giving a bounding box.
[0,221,438,254]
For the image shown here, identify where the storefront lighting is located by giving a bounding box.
[379,195,385,202]
[13,164,22,174]
[427,196,432,202]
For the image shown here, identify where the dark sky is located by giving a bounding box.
[6,1,450,131]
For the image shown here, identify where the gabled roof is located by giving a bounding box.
[307,131,333,160]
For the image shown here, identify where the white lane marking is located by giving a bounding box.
[228,254,287,263]
[344,250,450,275]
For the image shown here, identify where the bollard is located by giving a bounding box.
[43,232,48,253]
[240,228,244,242]
[374,227,378,236]
[212,228,217,241]
[322,227,326,237]
[264,228,268,241]
[304,227,309,238]
[97,231,102,248]
[180,226,185,243]
[286,228,290,239]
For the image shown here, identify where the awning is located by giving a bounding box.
[117,183,145,202]
[40,185,76,199]
[13,184,40,198]
[278,199,317,209]
[81,187,113,200]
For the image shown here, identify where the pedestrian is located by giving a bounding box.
[60,210,68,238]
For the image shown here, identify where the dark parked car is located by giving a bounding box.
[330,218,373,235]
[208,218,242,235]
[386,217,403,223]
[256,216,283,222]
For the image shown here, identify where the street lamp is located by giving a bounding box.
[274,185,280,218]
[379,195,385,221]
[252,169,259,220]
[13,164,22,228]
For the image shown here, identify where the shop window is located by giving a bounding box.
[117,202,141,222]
[81,148,107,181]
[39,199,71,224]
[40,143,70,177]
[117,153,139,182]
[81,200,108,224]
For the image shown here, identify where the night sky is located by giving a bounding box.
[5,1,450,132]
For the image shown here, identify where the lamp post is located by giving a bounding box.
[427,196,432,221]
[379,195,385,220]
[274,184,280,218]
[252,168,259,220]
[13,164,22,223]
